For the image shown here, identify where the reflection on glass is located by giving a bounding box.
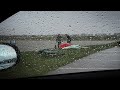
[0,45,17,70]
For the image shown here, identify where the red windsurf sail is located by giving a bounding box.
[59,43,72,49]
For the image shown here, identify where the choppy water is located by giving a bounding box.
[1,40,116,52]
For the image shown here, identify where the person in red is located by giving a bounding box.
[58,34,72,49]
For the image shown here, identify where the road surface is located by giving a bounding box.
[47,46,120,75]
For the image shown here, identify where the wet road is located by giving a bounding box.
[47,46,120,75]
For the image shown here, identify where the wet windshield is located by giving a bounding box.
[0,11,120,79]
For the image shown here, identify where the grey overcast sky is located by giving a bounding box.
[0,11,120,35]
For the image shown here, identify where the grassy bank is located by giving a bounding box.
[0,42,118,79]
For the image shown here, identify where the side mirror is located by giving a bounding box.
[0,43,20,71]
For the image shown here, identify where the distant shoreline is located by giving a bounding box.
[0,34,120,41]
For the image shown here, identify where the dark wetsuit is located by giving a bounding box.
[66,35,71,43]
[56,35,62,48]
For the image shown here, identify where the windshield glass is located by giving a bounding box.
[0,11,120,79]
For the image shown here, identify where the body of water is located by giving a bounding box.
[0,40,116,52]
